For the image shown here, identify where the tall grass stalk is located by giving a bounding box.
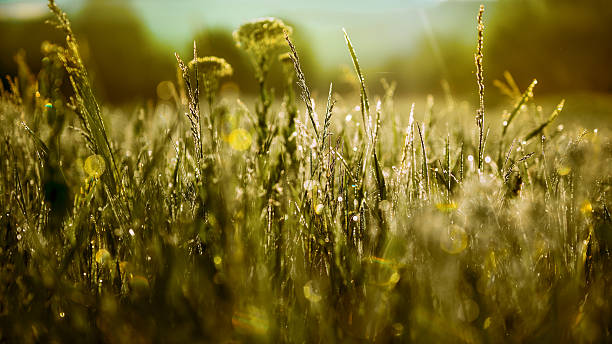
[474,4,485,172]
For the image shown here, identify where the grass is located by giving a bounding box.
[0,1,611,342]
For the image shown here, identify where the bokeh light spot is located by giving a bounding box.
[84,155,106,178]
[228,128,252,151]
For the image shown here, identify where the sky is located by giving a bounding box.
[0,0,493,68]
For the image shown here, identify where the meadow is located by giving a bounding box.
[0,1,611,342]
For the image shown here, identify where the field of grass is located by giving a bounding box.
[1,1,611,343]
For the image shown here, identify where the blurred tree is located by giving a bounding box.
[72,0,175,103]
[0,16,64,91]
[376,0,612,98]
[487,0,612,93]
[376,35,474,96]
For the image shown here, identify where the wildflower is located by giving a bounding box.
[234,17,292,82]
[189,56,233,109]
[233,17,292,56]
[188,56,233,79]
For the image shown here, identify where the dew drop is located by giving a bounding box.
[315,204,324,215]
[303,280,322,303]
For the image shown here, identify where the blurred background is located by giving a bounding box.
[1,0,612,110]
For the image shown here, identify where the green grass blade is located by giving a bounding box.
[343,28,370,134]
[524,99,565,141]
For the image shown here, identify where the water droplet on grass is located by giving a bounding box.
[315,204,324,215]
[440,225,468,254]
[303,280,322,303]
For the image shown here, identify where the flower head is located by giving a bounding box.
[188,56,233,105]
[233,17,292,57]
[188,56,233,79]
